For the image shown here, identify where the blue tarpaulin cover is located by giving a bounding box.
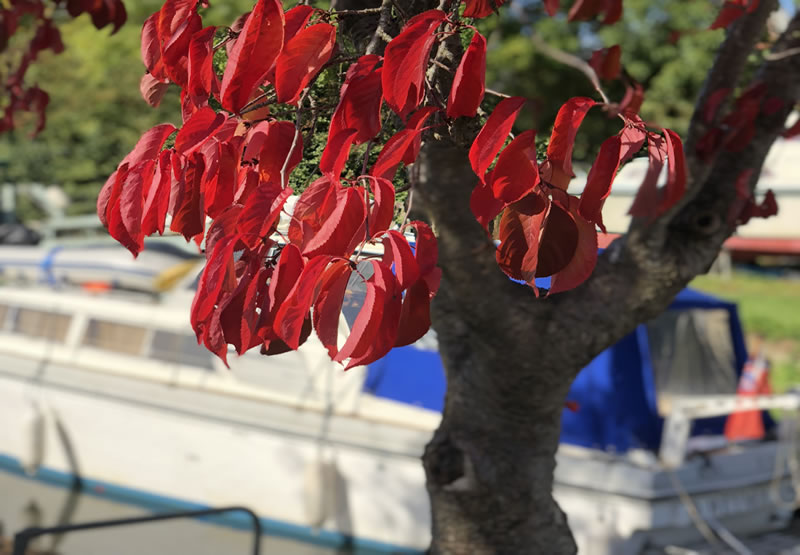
[364,287,767,453]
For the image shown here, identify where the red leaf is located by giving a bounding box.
[247,120,304,186]
[618,119,647,165]
[362,176,395,236]
[661,129,687,214]
[260,244,304,344]
[187,25,217,107]
[283,5,315,42]
[263,4,315,85]
[370,107,437,180]
[161,11,202,88]
[205,205,243,257]
[629,132,667,218]
[395,279,432,347]
[174,106,227,155]
[490,129,539,205]
[543,0,559,16]
[382,230,421,290]
[402,106,439,164]
[108,163,152,256]
[568,0,622,24]
[469,96,527,177]
[288,176,337,250]
[156,0,196,47]
[346,262,402,369]
[220,0,284,114]
[312,260,352,358]
[140,73,170,108]
[335,261,401,370]
[471,178,505,230]
[703,88,732,124]
[463,0,507,18]
[303,187,367,258]
[191,233,239,335]
[536,201,579,278]
[274,255,333,350]
[589,44,621,81]
[170,152,205,241]
[219,258,264,355]
[544,97,596,189]
[142,149,173,236]
[738,188,778,225]
[237,183,292,248]
[141,12,164,78]
[275,23,336,105]
[320,128,358,180]
[447,32,486,118]
[329,55,383,145]
[549,196,598,294]
[405,221,439,281]
[578,136,621,231]
[371,129,422,180]
[203,137,243,219]
[122,123,177,167]
[496,193,548,283]
[710,0,757,30]
[382,10,445,118]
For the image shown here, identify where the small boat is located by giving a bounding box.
[0,243,797,554]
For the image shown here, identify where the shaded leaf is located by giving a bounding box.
[447,32,486,119]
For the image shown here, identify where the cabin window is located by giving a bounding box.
[13,308,71,342]
[0,304,9,329]
[82,319,147,355]
[646,308,738,414]
[149,330,214,370]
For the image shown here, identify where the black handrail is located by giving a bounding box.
[12,505,262,555]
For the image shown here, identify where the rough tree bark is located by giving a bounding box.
[343,1,800,553]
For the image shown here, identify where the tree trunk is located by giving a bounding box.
[333,0,800,551]
[415,140,579,554]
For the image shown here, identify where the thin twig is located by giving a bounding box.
[280,89,311,186]
[361,140,373,175]
[239,91,273,114]
[485,87,512,99]
[366,0,395,56]
[765,45,800,60]
[328,7,384,16]
[530,34,610,105]
[400,188,414,229]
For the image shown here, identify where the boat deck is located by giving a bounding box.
[646,520,800,554]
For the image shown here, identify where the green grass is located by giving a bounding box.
[690,271,800,393]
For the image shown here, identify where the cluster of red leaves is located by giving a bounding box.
[469,92,690,294]
[696,82,782,224]
[0,0,126,135]
[462,0,618,21]
[104,2,505,368]
[99,0,705,368]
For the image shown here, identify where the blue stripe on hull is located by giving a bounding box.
[0,454,422,554]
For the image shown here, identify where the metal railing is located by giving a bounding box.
[12,505,262,555]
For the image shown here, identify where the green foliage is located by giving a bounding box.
[0,1,180,217]
[483,0,722,164]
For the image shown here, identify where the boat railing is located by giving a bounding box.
[660,391,800,467]
[10,506,263,555]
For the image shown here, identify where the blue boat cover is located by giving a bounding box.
[364,287,769,453]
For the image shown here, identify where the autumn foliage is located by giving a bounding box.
[3,0,780,369]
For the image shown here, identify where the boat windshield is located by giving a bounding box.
[646,308,738,414]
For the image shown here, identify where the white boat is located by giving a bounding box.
[0,244,797,554]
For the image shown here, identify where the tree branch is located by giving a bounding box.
[550,3,800,371]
